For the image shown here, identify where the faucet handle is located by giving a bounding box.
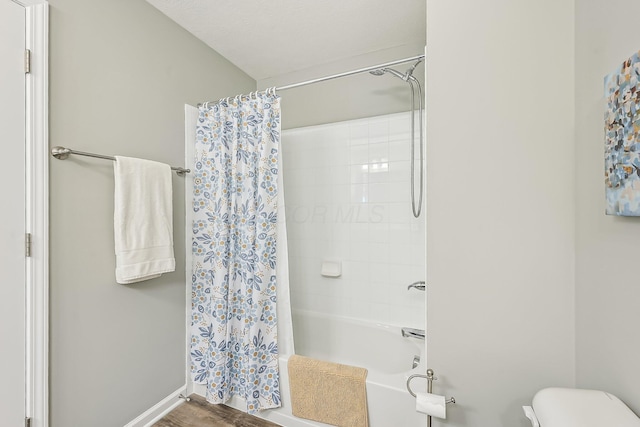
[407,281,426,291]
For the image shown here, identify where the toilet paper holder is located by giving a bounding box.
[406,369,456,402]
[407,369,455,426]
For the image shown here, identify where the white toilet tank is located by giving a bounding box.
[523,388,640,427]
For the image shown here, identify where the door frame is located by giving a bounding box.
[17,1,49,426]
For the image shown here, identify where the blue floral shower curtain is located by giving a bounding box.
[190,92,282,413]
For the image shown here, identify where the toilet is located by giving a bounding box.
[523,387,640,427]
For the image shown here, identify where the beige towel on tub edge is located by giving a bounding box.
[288,354,369,427]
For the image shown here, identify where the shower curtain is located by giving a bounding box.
[189,92,290,413]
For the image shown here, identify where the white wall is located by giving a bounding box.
[282,112,426,328]
[575,0,640,413]
[426,1,575,425]
[48,1,255,426]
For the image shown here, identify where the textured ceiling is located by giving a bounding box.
[146,0,426,81]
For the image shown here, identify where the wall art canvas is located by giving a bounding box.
[605,51,640,215]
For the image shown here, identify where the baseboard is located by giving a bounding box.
[123,385,187,427]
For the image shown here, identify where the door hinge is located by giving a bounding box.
[25,233,32,258]
[25,417,31,427]
[24,49,31,74]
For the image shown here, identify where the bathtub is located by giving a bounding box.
[219,309,428,427]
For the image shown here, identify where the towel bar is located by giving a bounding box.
[51,146,191,176]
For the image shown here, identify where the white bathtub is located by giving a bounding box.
[227,309,428,427]
[292,309,423,377]
[197,309,427,426]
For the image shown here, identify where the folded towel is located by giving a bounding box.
[288,355,369,427]
[113,156,175,284]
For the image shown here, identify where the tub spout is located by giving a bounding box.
[402,327,425,340]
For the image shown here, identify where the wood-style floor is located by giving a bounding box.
[153,395,283,427]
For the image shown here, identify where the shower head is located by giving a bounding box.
[369,67,409,81]
[369,61,425,218]
[384,68,407,80]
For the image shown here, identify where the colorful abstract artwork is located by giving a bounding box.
[605,51,640,215]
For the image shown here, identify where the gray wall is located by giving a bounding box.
[258,45,425,130]
[426,1,575,426]
[48,1,254,426]
[575,0,640,413]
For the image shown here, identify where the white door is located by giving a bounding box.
[0,1,27,426]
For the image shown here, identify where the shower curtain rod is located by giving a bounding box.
[274,54,425,92]
[50,146,191,176]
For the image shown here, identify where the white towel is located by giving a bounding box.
[113,156,175,284]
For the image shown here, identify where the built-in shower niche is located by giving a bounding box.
[282,111,425,329]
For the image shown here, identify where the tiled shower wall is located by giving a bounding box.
[282,112,426,329]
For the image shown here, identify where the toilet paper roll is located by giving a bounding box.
[416,392,447,419]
